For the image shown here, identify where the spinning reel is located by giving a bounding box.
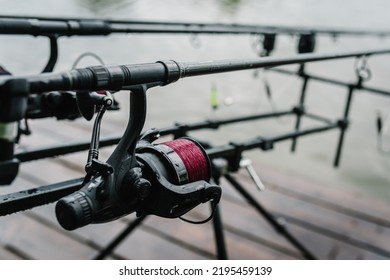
[55,85,221,230]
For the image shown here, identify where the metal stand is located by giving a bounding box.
[333,85,354,167]
[291,67,310,152]
[211,204,228,259]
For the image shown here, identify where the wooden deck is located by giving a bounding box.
[0,116,389,260]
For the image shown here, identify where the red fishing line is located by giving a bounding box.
[162,138,210,182]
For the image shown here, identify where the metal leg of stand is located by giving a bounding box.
[224,173,316,260]
[94,215,147,260]
[211,204,228,259]
[333,86,354,167]
[291,75,309,152]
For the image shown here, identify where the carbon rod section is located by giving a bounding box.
[15,134,121,162]
[2,48,390,94]
[206,122,339,159]
[12,109,294,162]
[1,15,390,37]
[0,178,83,216]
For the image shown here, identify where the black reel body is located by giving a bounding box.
[55,136,221,230]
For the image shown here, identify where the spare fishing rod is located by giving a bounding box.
[2,15,389,71]
[2,15,390,37]
[0,15,280,36]
[1,14,388,88]
[13,107,333,164]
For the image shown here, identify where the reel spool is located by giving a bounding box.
[137,138,211,184]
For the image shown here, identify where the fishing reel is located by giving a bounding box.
[55,85,221,230]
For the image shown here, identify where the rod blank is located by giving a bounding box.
[1,48,390,95]
[1,15,390,37]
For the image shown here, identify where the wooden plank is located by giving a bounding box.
[131,211,299,260]
[114,224,209,260]
[249,161,390,225]
[217,199,301,257]
[0,212,97,259]
[16,119,65,149]
[140,216,216,257]
[237,172,390,251]
[219,174,390,258]
[286,225,388,260]
[29,115,119,142]
[224,230,296,260]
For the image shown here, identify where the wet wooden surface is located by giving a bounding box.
[0,116,389,260]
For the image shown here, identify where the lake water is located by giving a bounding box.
[1,0,389,202]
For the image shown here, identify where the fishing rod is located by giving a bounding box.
[2,15,390,37]
[0,15,285,36]
[2,14,390,72]
[1,48,390,95]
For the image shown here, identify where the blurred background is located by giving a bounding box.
[0,0,389,203]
